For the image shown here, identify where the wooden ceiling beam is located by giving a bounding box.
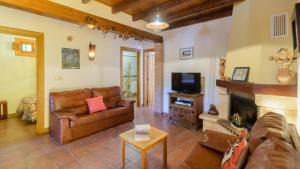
[132,0,191,21]
[166,7,233,30]
[0,0,162,42]
[112,0,139,14]
[165,0,244,23]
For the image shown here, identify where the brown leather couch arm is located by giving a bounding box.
[200,130,238,153]
[52,111,78,121]
[118,100,135,107]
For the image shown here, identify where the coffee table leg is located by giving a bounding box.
[121,140,125,169]
[141,151,147,169]
[163,137,167,168]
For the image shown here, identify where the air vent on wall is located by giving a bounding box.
[271,12,289,38]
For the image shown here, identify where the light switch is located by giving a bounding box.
[54,75,63,80]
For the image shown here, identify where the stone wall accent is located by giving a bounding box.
[154,43,164,114]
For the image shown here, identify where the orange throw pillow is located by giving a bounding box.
[86,96,106,113]
[222,130,249,169]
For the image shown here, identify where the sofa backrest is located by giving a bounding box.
[248,112,292,154]
[50,88,91,114]
[91,86,121,109]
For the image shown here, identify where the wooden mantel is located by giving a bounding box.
[216,80,297,97]
[0,0,163,43]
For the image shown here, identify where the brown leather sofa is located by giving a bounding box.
[179,112,300,169]
[49,86,134,144]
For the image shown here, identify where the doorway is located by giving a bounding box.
[0,26,45,134]
[120,47,141,106]
[143,49,155,106]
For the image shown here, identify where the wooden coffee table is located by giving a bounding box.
[119,127,168,169]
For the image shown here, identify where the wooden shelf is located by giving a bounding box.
[216,80,297,97]
[170,104,193,111]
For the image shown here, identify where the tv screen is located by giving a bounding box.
[172,73,201,93]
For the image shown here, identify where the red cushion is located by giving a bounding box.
[222,132,249,169]
[85,96,106,113]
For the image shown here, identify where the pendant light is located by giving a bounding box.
[146,0,169,32]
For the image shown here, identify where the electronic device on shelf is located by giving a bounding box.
[175,98,193,107]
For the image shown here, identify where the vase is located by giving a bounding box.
[276,68,296,84]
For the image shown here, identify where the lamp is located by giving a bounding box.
[88,42,96,61]
[146,0,169,32]
[86,16,97,29]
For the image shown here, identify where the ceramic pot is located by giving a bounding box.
[276,68,296,84]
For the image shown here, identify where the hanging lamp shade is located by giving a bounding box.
[146,0,169,32]
[146,13,169,32]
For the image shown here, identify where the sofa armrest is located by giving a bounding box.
[118,99,135,107]
[200,130,238,153]
[52,111,78,121]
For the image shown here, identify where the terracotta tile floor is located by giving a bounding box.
[0,106,203,169]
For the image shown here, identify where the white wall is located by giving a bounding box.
[0,34,36,114]
[0,6,154,128]
[162,17,232,113]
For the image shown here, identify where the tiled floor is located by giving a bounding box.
[0,106,203,169]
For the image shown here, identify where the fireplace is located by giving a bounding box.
[230,95,258,129]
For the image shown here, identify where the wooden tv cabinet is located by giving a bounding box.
[168,92,203,130]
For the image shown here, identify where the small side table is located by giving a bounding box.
[119,127,168,169]
[0,100,8,120]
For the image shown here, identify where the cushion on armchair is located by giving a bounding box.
[200,130,238,153]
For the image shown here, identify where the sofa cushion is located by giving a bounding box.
[200,130,238,153]
[61,105,89,115]
[106,107,128,118]
[182,144,223,169]
[221,136,248,169]
[70,112,106,127]
[245,138,300,169]
[50,89,91,112]
[248,112,291,154]
[92,86,121,109]
[86,96,106,113]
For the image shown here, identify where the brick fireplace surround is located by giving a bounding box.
[200,80,297,134]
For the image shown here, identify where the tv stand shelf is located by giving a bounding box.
[168,92,203,130]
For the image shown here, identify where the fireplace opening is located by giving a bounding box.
[230,95,257,130]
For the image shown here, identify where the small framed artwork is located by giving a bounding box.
[232,67,250,82]
[13,38,36,57]
[180,47,193,60]
[62,48,80,69]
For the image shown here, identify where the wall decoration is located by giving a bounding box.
[66,36,73,41]
[270,48,298,84]
[13,38,36,57]
[219,58,226,80]
[62,48,80,69]
[232,67,250,82]
[180,47,193,60]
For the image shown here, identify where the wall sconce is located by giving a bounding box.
[88,42,96,61]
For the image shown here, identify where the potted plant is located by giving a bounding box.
[270,48,298,84]
[231,113,243,128]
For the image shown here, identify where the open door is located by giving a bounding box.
[143,49,155,106]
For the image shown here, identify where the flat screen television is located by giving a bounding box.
[172,73,201,93]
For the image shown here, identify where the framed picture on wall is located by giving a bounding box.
[62,48,80,69]
[232,67,250,82]
[180,47,193,60]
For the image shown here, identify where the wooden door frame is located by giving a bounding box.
[0,25,45,134]
[143,48,155,106]
[120,47,141,107]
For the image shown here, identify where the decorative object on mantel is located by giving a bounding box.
[88,42,96,61]
[62,48,80,69]
[231,113,244,130]
[208,104,219,116]
[180,47,193,60]
[82,15,144,42]
[219,58,226,80]
[232,67,250,82]
[270,48,298,84]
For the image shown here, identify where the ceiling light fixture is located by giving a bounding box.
[146,0,169,32]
